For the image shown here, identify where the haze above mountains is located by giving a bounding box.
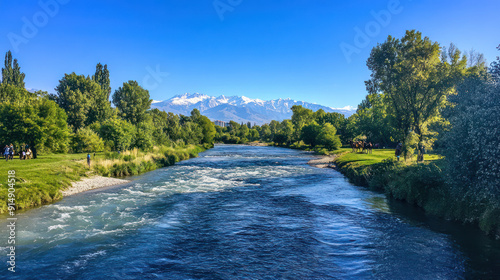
[151,93,356,125]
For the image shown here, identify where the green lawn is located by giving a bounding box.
[0,153,96,212]
[335,148,443,167]
[0,153,92,190]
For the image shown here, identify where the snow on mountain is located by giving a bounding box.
[151,93,356,125]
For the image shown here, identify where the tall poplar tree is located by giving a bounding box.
[1,51,25,88]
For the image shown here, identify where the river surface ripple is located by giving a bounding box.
[1,145,500,279]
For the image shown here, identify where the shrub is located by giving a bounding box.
[71,127,105,153]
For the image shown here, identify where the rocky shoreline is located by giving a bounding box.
[62,176,130,196]
[307,154,338,169]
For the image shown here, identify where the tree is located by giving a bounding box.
[443,76,500,225]
[491,45,500,82]
[317,123,342,150]
[0,97,71,153]
[134,121,154,151]
[91,63,113,121]
[112,80,152,125]
[1,51,25,88]
[93,118,135,151]
[353,93,398,145]
[71,127,105,153]
[366,30,467,160]
[0,83,36,104]
[260,124,272,142]
[316,111,349,143]
[300,122,321,147]
[198,115,216,144]
[92,63,111,98]
[291,105,313,141]
[274,120,294,145]
[54,73,107,130]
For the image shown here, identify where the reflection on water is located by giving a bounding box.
[0,145,499,279]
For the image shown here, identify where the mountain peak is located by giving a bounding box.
[152,93,355,124]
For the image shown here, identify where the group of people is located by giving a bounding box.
[3,144,33,161]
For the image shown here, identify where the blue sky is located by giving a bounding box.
[1,0,498,108]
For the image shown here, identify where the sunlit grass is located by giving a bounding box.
[336,149,443,167]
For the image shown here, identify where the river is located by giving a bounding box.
[1,145,500,279]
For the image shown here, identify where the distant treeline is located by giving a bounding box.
[0,51,216,155]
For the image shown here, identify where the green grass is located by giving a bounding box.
[336,149,443,167]
[0,145,208,213]
[0,153,91,212]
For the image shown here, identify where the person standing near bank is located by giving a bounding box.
[4,145,9,161]
[87,153,91,168]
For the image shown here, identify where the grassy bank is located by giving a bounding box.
[334,149,500,237]
[0,144,208,213]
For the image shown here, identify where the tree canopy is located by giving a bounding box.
[112,80,152,125]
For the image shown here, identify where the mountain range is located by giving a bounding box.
[151,93,356,125]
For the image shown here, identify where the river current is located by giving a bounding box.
[1,145,499,279]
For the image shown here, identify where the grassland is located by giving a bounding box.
[0,144,207,213]
[335,148,443,167]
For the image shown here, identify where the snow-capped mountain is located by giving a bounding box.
[151,93,356,125]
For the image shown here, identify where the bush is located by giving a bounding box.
[71,127,105,153]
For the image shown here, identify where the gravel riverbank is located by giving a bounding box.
[62,176,130,196]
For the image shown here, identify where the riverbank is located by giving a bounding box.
[330,149,500,238]
[0,144,209,213]
[61,176,130,196]
[307,153,343,168]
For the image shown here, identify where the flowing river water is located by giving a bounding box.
[1,145,500,279]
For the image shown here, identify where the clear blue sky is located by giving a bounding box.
[1,0,498,108]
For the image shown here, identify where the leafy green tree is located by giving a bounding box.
[0,83,36,104]
[316,111,350,143]
[92,63,111,98]
[71,127,105,153]
[134,121,154,151]
[180,121,203,145]
[301,122,321,147]
[91,63,113,121]
[149,109,173,145]
[198,115,216,144]
[249,129,260,141]
[54,73,106,130]
[259,124,272,142]
[274,120,294,145]
[443,75,500,229]
[291,105,313,141]
[269,120,280,141]
[366,30,467,160]
[93,118,135,151]
[190,108,202,123]
[317,123,342,150]
[112,80,152,125]
[491,44,500,82]
[1,51,25,88]
[0,97,71,153]
[353,93,398,145]
[239,124,250,140]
